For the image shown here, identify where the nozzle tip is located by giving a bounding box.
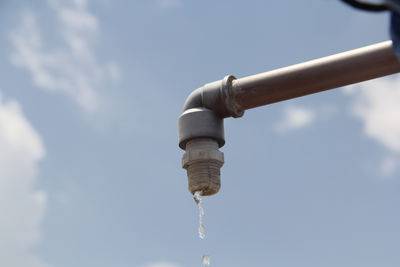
[182,138,224,196]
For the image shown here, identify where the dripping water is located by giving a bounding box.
[194,191,211,266]
[202,254,211,266]
[193,191,205,239]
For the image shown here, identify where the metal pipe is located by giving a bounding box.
[232,41,400,111]
[178,40,400,196]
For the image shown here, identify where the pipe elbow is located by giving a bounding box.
[178,75,244,196]
[182,87,203,111]
[178,75,245,150]
[179,87,225,196]
[178,75,242,150]
[182,75,245,117]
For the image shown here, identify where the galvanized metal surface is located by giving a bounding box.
[232,41,400,110]
[178,107,225,150]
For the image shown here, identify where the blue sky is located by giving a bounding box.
[1,1,400,267]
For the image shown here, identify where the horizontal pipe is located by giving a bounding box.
[232,41,400,110]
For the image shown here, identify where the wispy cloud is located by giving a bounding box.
[10,0,120,113]
[344,75,400,176]
[344,76,400,152]
[141,262,181,267]
[275,105,316,133]
[0,92,48,267]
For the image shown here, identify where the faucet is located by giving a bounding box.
[178,76,243,196]
[178,41,400,196]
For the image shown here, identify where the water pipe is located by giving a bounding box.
[178,40,400,196]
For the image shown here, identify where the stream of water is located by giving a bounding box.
[193,191,205,239]
[194,191,211,267]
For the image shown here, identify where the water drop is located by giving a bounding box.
[202,254,211,266]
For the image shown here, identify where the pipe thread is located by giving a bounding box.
[186,160,222,196]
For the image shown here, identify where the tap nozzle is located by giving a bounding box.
[182,138,224,196]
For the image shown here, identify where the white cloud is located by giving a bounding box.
[344,76,400,177]
[141,262,181,267]
[10,0,120,113]
[0,93,49,267]
[275,105,316,133]
[344,76,400,152]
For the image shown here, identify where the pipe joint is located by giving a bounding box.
[178,75,244,150]
[178,107,225,150]
[178,75,244,195]
[202,75,244,118]
[182,75,244,118]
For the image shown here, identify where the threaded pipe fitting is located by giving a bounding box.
[182,138,224,196]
